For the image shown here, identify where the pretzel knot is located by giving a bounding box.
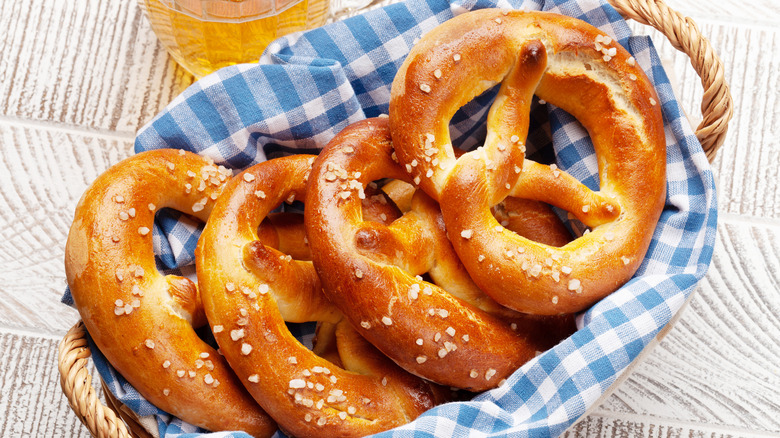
[64,150,275,436]
[389,9,666,314]
[306,118,576,391]
[196,154,447,437]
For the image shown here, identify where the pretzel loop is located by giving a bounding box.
[391,34,547,203]
[64,150,275,436]
[391,9,666,315]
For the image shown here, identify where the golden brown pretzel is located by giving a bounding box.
[389,9,666,315]
[64,150,275,436]
[196,154,445,437]
[305,117,574,391]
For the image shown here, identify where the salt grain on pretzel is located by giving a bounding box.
[390,9,666,314]
[64,149,275,436]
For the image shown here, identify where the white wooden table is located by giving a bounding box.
[1,0,778,436]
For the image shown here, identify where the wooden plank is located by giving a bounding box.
[0,0,194,133]
[572,220,780,436]
[0,330,95,437]
[662,0,780,27]
[566,411,780,438]
[706,23,780,220]
[0,123,134,334]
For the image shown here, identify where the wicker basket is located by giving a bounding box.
[57,0,734,436]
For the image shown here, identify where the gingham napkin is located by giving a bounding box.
[63,0,718,436]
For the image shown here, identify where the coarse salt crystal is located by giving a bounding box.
[231,329,245,341]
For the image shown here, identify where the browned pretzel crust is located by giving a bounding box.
[196,154,446,437]
[390,9,666,314]
[306,118,575,391]
[64,150,275,436]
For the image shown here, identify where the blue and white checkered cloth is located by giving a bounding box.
[64,0,718,435]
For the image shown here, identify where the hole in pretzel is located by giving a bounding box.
[447,86,555,162]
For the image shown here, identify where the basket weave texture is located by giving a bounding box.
[57,0,733,436]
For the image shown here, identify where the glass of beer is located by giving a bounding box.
[139,0,331,78]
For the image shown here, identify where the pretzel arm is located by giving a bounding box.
[510,160,620,228]
[258,213,313,261]
[243,241,340,324]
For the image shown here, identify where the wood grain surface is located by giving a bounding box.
[0,0,193,133]
[0,123,134,333]
[0,0,778,436]
[0,331,95,437]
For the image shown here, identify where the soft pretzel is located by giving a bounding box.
[389,9,666,314]
[64,150,275,436]
[305,117,574,391]
[196,154,446,437]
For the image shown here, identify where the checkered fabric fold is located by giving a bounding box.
[64,0,718,436]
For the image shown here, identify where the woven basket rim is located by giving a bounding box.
[56,0,734,436]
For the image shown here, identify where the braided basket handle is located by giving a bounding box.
[606,0,733,162]
[58,321,132,438]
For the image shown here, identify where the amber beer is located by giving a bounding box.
[139,0,330,78]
